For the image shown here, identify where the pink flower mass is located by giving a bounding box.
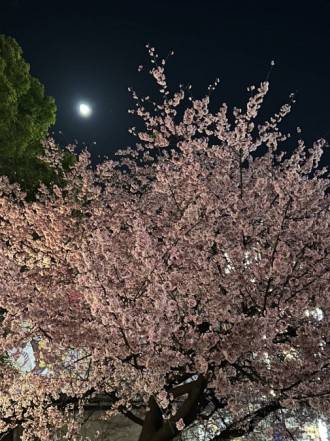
[0,47,329,441]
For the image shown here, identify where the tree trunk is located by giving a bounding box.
[138,375,207,441]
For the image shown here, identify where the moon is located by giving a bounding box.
[78,102,92,117]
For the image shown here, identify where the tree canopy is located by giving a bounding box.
[0,48,329,441]
[0,34,67,199]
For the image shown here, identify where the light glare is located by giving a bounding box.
[78,103,92,117]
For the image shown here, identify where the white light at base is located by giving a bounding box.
[318,420,328,441]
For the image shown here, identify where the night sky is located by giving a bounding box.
[0,0,330,167]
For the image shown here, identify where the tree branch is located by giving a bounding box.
[120,408,144,426]
[211,401,282,440]
[138,375,207,441]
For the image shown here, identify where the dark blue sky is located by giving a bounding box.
[0,0,329,166]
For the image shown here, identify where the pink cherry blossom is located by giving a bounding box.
[0,48,329,441]
[176,418,185,431]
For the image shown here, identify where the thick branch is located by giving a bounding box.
[138,375,207,441]
[211,401,282,441]
[120,409,144,426]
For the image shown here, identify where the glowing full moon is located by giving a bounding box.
[78,103,92,117]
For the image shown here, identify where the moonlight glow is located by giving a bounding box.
[78,103,92,117]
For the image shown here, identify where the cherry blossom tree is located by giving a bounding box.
[0,48,329,441]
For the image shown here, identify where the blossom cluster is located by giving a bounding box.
[0,48,329,441]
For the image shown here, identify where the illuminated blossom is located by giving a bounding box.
[0,48,329,441]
